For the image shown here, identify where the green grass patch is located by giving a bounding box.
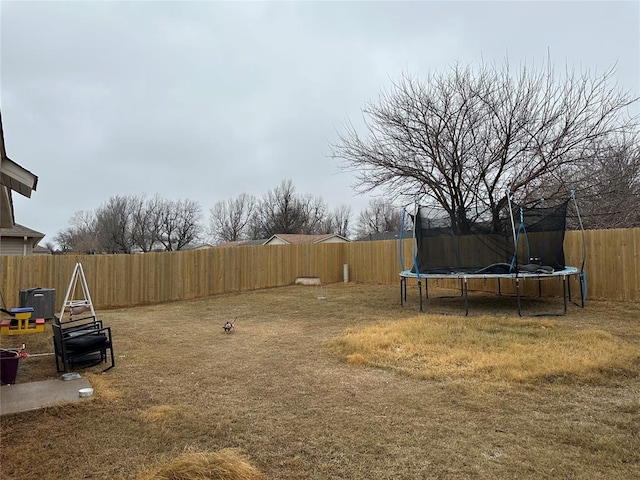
[328,315,640,384]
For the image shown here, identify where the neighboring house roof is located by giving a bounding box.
[0,223,45,243]
[356,231,408,241]
[216,239,269,248]
[263,233,351,245]
[241,239,270,246]
[216,235,350,247]
[183,243,215,250]
[0,110,39,228]
[215,240,240,248]
[32,244,50,255]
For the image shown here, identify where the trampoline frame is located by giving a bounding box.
[400,267,586,316]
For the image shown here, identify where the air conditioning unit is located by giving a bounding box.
[19,288,56,320]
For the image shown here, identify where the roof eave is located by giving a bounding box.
[0,156,38,198]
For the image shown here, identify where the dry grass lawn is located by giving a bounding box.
[1,283,639,479]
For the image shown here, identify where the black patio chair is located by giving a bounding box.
[54,314,101,328]
[52,319,114,373]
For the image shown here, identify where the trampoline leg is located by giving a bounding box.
[562,275,568,315]
[459,278,464,297]
[463,278,469,316]
[568,271,586,308]
[498,278,502,296]
[404,277,407,303]
[516,278,522,317]
[418,280,424,312]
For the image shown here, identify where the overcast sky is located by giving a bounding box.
[2,1,638,244]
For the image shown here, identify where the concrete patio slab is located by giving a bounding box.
[0,377,94,416]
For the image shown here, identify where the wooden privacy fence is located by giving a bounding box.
[0,228,638,311]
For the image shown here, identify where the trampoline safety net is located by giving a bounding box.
[411,199,569,275]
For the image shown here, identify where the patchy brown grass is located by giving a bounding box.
[132,448,264,480]
[329,315,639,383]
[1,283,639,479]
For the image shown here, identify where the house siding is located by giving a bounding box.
[0,237,33,255]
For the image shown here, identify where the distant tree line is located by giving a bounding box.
[208,179,404,244]
[54,180,406,253]
[55,195,202,253]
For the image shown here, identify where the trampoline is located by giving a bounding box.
[399,190,587,316]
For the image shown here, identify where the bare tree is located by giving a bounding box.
[299,193,329,234]
[538,134,640,228]
[55,210,99,253]
[355,199,403,238]
[249,179,330,238]
[53,228,75,252]
[332,59,639,233]
[130,194,163,252]
[250,179,306,237]
[157,199,202,251]
[581,138,640,228]
[322,204,352,238]
[209,193,256,244]
[95,196,135,253]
